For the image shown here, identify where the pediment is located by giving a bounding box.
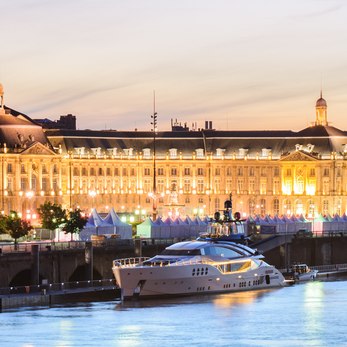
[280,150,318,161]
[20,142,56,155]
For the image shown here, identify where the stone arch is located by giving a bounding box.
[68,265,102,282]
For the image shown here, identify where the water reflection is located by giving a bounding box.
[114,288,276,311]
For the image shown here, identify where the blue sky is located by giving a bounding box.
[1,0,347,131]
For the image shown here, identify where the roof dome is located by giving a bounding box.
[316,95,327,107]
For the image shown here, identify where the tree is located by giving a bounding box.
[0,214,7,234]
[62,208,87,240]
[37,202,67,230]
[6,211,33,244]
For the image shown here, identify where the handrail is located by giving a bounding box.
[113,256,254,268]
[0,279,116,297]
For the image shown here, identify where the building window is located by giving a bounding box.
[31,176,37,191]
[226,167,232,176]
[237,167,243,176]
[248,199,255,216]
[130,168,135,176]
[323,179,329,195]
[196,148,204,158]
[323,168,329,177]
[215,168,221,176]
[90,168,95,176]
[198,197,204,204]
[237,179,243,194]
[214,179,220,193]
[215,198,220,211]
[114,168,119,176]
[295,177,304,195]
[249,180,255,194]
[98,168,103,175]
[106,168,111,176]
[283,199,292,215]
[197,168,204,176]
[158,168,164,175]
[144,179,151,193]
[157,179,164,193]
[171,168,178,176]
[169,148,177,158]
[260,167,266,176]
[260,199,266,216]
[273,179,280,195]
[7,163,12,174]
[144,168,151,176]
[185,197,190,204]
[143,148,151,158]
[226,179,232,193]
[323,200,329,215]
[273,199,279,215]
[184,168,191,176]
[309,168,315,176]
[260,180,266,195]
[122,168,127,176]
[21,164,26,174]
[53,164,58,174]
[41,177,48,192]
[197,179,204,193]
[286,168,291,176]
[184,179,191,193]
[274,167,279,176]
[249,167,254,177]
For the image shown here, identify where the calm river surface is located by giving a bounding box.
[1,278,347,347]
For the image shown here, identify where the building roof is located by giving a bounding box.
[45,125,347,159]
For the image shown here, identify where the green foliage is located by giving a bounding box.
[0,214,7,234]
[37,202,67,230]
[62,209,87,236]
[6,211,33,243]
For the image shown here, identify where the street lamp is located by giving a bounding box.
[150,91,158,220]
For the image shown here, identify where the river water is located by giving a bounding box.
[1,277,346,347]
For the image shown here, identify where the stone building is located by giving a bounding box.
[0,83,346,222]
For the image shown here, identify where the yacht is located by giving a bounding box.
[112,237,286,300]
[291,264,318,281]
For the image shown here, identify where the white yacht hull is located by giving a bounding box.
[113,262,285,300]
[296,270,318,281]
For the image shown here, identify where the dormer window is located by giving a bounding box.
[123,148,134,157]
[238,148,248,158]
[261,148,271,157]
[107,148,117,156]
[169,148,177,158]
[196,148,204,158]
[143,148,151,158]
[74,147,85,155]
[216,148,225,157]
[91,147,101,156]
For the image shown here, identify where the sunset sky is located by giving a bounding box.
[1,0,347,131]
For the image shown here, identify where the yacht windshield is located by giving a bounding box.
[161,249,201,256]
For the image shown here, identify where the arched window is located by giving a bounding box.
[260,199,266,216]
[283,199,292,216]
[323,200,329,215]
[273,199,279,215]
[248,199,255,216]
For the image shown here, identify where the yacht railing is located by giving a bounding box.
[113,256,253,269]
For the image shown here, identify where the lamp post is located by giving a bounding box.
[150,91,158,220]
[68,151,73,210]
[310,203,315,236]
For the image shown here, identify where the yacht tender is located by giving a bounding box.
[112,237,286,300]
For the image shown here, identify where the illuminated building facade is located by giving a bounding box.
[0,83,346,221]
